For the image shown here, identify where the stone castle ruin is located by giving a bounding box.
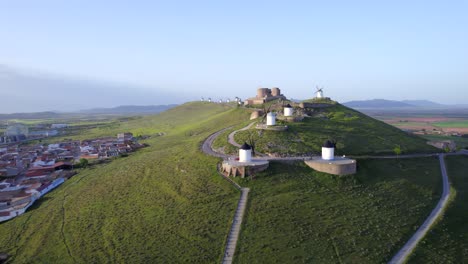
[244,87,286,105]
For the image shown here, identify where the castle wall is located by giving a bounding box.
[221,162,269,178]
[304,159,356,175]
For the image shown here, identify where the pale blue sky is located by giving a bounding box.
[0,0,467,112]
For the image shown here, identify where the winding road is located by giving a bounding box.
[201,125,467,264]
[388,154,451,264]
[201,127,231,159]
[227,122,256,148]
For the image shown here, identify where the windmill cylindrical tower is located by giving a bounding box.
[317,90,323,98]
[322,140,335,160]
[266,112,276,126]
[284,104,293,117]
[316,88,323,98]
[239,143,252,162]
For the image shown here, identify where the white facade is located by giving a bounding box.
[316,90,323,98]
[51,124,68,129]
[322,147,334,160]
[239,149,252,162]
[284,107,293,117]
[266,112,276,126]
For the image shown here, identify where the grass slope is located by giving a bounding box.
[233,104,437,155]
[409,155,468,263]
[233,158,442,263]
[0,102,250,263]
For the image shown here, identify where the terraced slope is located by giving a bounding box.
[232,103,437,156]
[0,102,250,263]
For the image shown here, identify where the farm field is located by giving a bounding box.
[421,134,468,149]
[409,155,468,263]
[368,113,468,135]
[0,102,251,263]
[432,120,468,128]
[233,158,442,263]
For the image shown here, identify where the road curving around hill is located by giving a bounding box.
[202,126,466,264]
[388,154,451,264]
[227,122,256,148]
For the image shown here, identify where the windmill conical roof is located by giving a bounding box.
[323,140,334,148]
[240,142,252,150]
[285,104,292,108]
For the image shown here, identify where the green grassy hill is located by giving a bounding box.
[409,155,468,263]
[231,103,437,156]
[233,158,442,263]
[0,102,444,263]
[0,102,251,263]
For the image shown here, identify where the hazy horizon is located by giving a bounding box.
[1,1,467,113]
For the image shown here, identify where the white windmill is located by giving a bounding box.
[315,86,324,98]
[208,98,212,102]
[201,97,205,102]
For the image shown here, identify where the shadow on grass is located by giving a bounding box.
[26,197,52,212]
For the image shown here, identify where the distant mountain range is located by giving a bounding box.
[79,104,178,114]
[343,99,467,109]
[0,111,63,120]
[0,105,178,120]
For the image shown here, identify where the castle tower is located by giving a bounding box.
[271,87,281,97]
[257,88,269,98]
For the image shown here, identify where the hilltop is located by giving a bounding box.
[217,100,437,156]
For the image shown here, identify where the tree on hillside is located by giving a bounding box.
[393,144,402,158]
[77,158,89,168]
[246,129,263,157]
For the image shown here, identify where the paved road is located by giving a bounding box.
[227,122,256,148]
[350,153,438,159]
[388,154,451,264]
[222,188,250,264]
[202,126,468,162]
[203,125,310,161]
[201,127,231,159]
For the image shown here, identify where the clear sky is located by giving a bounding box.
[0,0,467,112]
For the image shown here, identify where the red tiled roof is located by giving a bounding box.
[29,167,55,172]
[80,155,98,159]
[26,170,48,177]
[0,211,10,217]
[53,161,72,167]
